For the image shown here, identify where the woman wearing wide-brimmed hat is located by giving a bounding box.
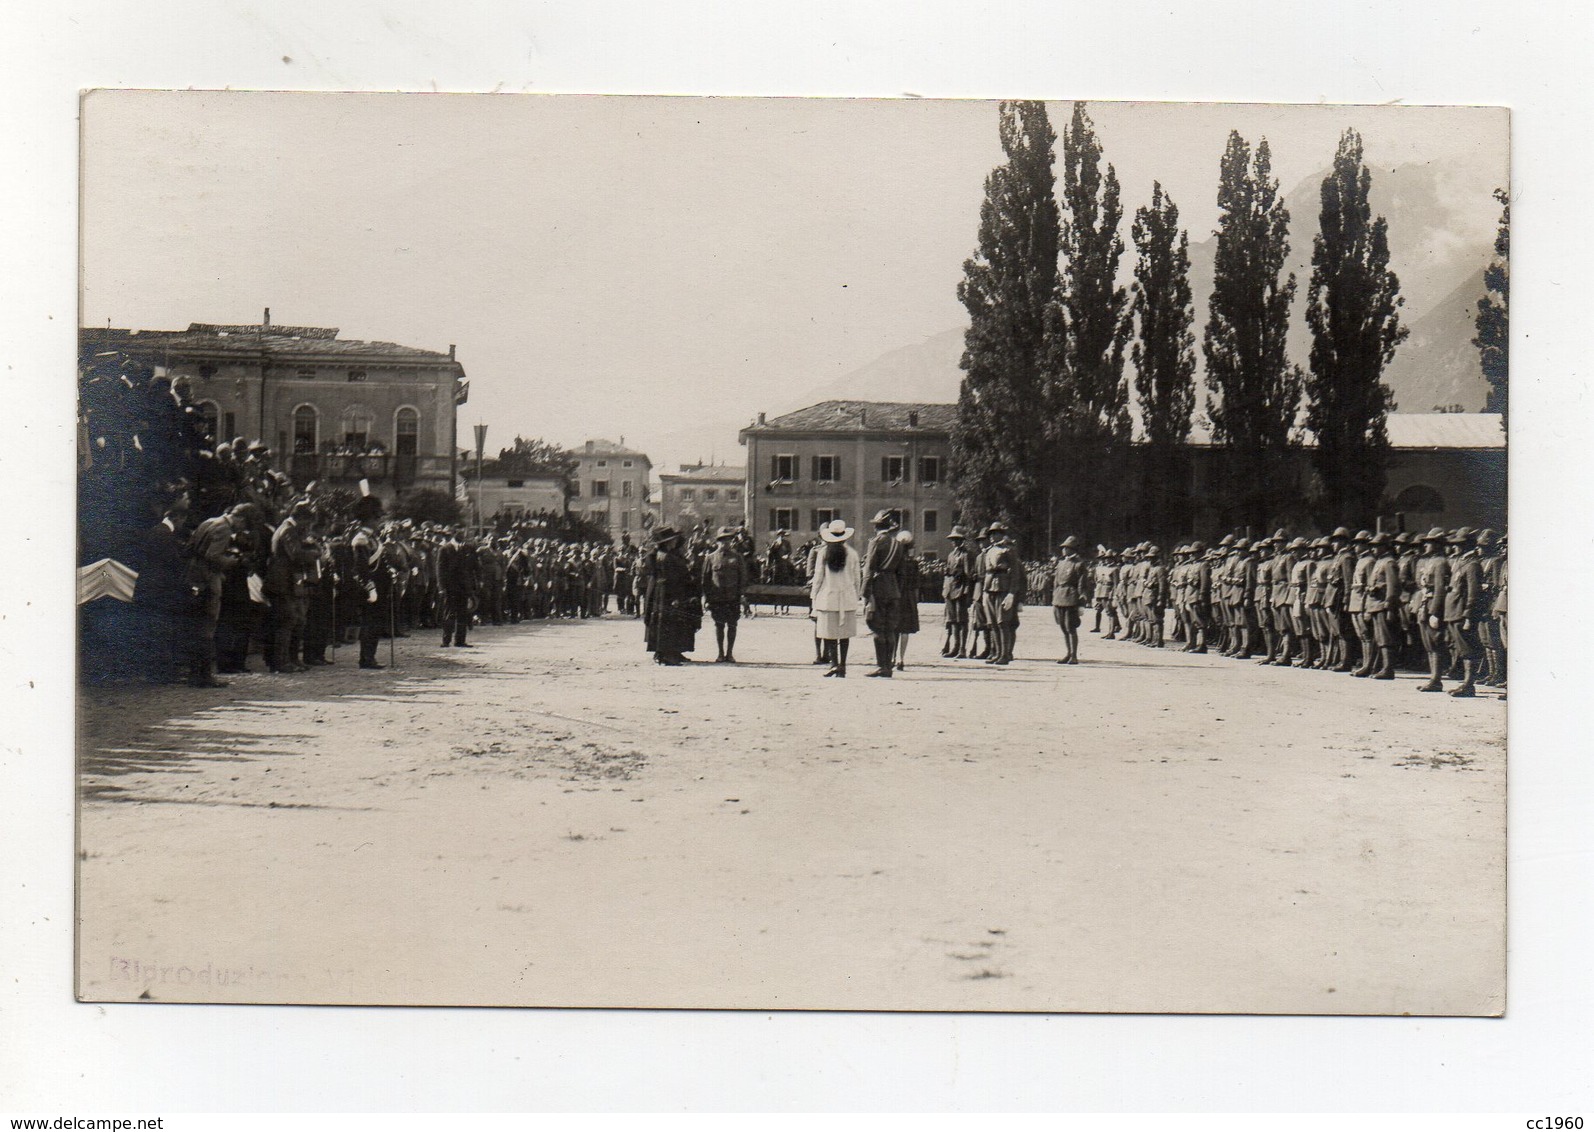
[892,529,921,671]
[809,518,862,677]
[642,526,701,666]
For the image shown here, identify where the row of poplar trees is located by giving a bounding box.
[952,100,1410,554]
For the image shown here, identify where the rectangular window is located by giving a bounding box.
[812,508,837,531]
[923,509,939,534]
[703,488,718,502]
[680,487,696,502]
[621,511,631,531]
[727,488,740,502]
[593,480,609,498]
[770,507,797,531]
[888,508,910,530]
[347,369,366,383]
[919,456,942,485]
[771,454,796,482]
[622,480,633,498]
[507,479,525,488]
[569,481,581,498]
[812,454,839,483]
[881,455,906,483]
[622,460,633,468]
[597,459,608,467]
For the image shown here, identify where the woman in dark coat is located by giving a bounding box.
[892,529,921,671]
[643,527,701,665]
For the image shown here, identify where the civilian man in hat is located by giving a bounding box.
[350,494,391,669]
[702,526,749,663]
[861,509,906,676]
[940,525,975,659]
[1050,535,1088,665]
[437,525,481,649]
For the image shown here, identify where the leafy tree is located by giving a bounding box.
[1474,188,1509,428]
[495,435,579,509]
[1304,129,1409,528]
[1203,132,1303,532]
[392,487,464,526]
[952,100,1060,554]
[1041,102,1133,545]
[1130,181,1196,541]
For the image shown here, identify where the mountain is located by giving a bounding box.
[782,156,1501,418]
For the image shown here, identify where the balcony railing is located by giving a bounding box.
[287,452,450,488]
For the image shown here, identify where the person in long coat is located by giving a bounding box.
[643,527,701,666]
[892,529,921,671]
[808,519,862,677]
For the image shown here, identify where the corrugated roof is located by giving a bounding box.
[755,400,958,433]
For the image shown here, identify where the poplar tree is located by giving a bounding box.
[1203,132,1303,532]
[1130,182,1196,541]
[1474,188,1509,428]
[953,100,1059,552]
[1304,129,1408,528]
[1041,102,1132,544]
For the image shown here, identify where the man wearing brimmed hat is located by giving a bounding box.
[1442,527,1485,697]
[1348,531,1377,676]
[978,521,1020,664]
[966,526,993,659]
[1092,547,1120,639]
[940,525,976,658]
[1478,530,1506,688]
[1362,532,1400,678]
[1050,535,1088,664]
[643,526,701,665]
[701,526,749,663]
[861,509,906,676]
[1413,528,1451,691]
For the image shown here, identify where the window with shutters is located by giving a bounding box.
[919,456,942,485]
[771,454,796,482]
[812,454,839,482]
[881,455,906,483]
[395,407,419,456]
[770,507,796,531]
[812,508,837,531]
[923,509,939,534]
[292,405,318,453]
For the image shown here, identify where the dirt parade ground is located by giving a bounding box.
[76,604,1505,1015]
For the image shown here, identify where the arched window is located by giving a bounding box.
[340,404,375,449]
[394,406,419,456]
[196,400,219,442]
[1394,484,1446,514]
[292,405,318,453]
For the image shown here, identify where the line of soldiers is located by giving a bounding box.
[934,521,1023,665]
[1080,526,1506,697]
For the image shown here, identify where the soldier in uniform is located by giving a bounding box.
[1050,535,1089,665]
[265,498,318,673]
[702,526,749,663]
[1478,530,1506,688]
[860,510,906,677]
[1348,531,1377,677]
[1413,528,1451,692]
[1363,532,1400,679]
[1282,536,1312,668]
[1091,548,1118,638]
[982,521,1020,665]
[1443,528,1485,697]
[349,494,391,669]
[940,525,975,658]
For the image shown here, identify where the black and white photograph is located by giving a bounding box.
[74,91,1510,1015]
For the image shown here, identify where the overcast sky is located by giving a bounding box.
[81,92,1506,474]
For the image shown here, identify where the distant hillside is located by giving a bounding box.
[788,156,1501,417]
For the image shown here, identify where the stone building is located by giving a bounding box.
[572,438,652,543]
[739,401,958,559]
[658,464,746,537]
[91,312,467,506]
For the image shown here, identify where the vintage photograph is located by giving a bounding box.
[76,91,1508,1013]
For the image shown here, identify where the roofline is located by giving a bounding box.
[740,426,952,442]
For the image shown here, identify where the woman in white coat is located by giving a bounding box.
[809,518,863,677]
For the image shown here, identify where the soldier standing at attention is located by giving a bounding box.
[1186,541,1212,654]
[968,527,993,660]
[1050,535,1088,665]
[702,526,749,664]
[1477,530,1506,688]
[1251,536,1278,664]
[861,509,905,677]
[1092,548,1119,639]
[940,526,975,659]
[1283,536,1313,668]
[1363,533,1400,679]
[1414,528,1452,692]
[1444,528,1485,697]
[1348,531,1377,676]
[982,521,1020,665]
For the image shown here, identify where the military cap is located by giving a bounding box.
[1233,538,1251,552]
[651,525,680,544]
[986,520,1009,534]
[1146,544,1161,556]
[1218,534,1235,548]
[1369,532,1392,546]
[1188,540,1206,554]
[716,526,737,539]
[1287,536,1308,551]
[1393,531,1412,546]
[1060,534,1079,549]
[1353,529,1372,542]
[1330,526,1352,539]
[872,509,900,527]
[1476,528,1498,547]
[1449,527,1477,545]
[1421,527,1447,542]
[947,526,969,540]
[247,439,269,453]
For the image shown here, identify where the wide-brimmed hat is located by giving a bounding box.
[716,526,737,539]
[652,525,681,545]
[1060,535,1079,549]
[1353,529,1372,542]
[1286,536,1308,551]
[1370,532,1393,546]
[1421,527,1447,543]
[1331,526,1352,539]
[987,520,1009,534]
[871,509,898,527]
[1449,527,1477,545]
[819,518,854,543]
[947,525,969,540]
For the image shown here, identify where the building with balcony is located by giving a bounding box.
[572,438,652,542]
[86,312,468,506]
[658,464,746,536]
[739,401,958,559]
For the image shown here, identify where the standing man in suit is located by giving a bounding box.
[862,509,905,677]
[349,495,391,669]
[131,494,196,684]
[437,526,482,649]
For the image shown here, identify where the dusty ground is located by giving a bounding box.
[76,605,1505,1014]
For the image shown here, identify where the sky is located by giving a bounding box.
[80,92,1507,476]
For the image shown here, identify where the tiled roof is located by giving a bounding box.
[88,325,457,363]
[754,401,958,433]
[189,323,338,339]
[579,439,650,459]
[660,465,745,482]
